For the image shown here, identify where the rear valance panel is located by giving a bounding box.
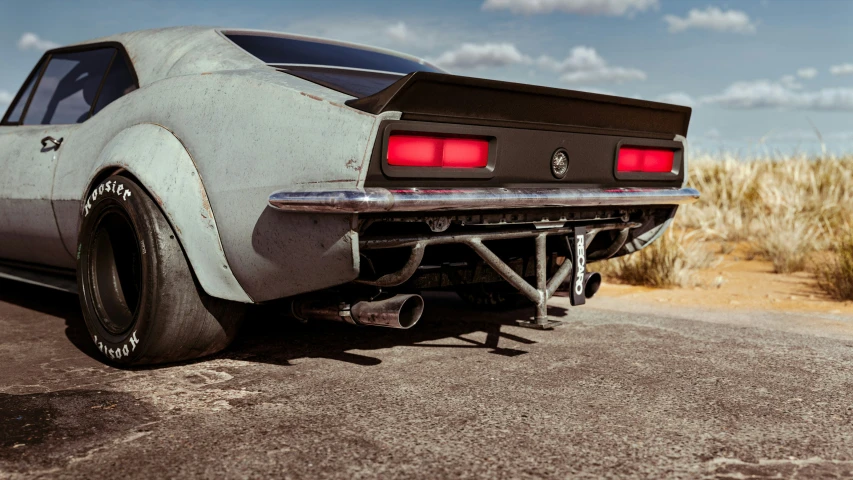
[346,72,691,138]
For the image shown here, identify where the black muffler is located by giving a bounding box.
[292,294,424,329]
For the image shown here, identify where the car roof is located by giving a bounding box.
[65,26,434,87]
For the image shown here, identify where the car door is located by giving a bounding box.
[0,47,116,268]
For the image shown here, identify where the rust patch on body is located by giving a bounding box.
[196,174,213,216]
[345,159,363,172]
[301,92,323,101]
[152,192,164,207]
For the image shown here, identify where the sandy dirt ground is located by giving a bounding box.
[2,272,853,479]
[603,247,853,315]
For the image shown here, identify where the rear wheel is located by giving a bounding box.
[77,175,245,365]
[456,283,533,310]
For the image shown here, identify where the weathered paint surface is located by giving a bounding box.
[0,125,78,268]
[1,27,416,301]
[79,124,252,303]
[40,27,399,301]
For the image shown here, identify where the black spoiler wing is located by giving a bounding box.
[345,72,691,139]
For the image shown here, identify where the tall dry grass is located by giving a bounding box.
[598,230,716,288]
[681,154,853,273]
[815,234,853,301]
[600,154,853,298]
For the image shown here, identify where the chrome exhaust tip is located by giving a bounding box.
[292,294,425,329]
[351,294,424,329]
[583,272,602,299]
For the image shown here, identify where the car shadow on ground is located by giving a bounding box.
[227,292,566,367]
[0,279,102,363]
[0,279,565,369]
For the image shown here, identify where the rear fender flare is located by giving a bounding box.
[81,123,252,303]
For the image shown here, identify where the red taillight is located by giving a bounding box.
[617,147,674,173]
[388,135,489,168]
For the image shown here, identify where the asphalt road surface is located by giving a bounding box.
[2,278,853,479]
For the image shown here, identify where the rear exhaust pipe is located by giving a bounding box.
[583,272,602,299]
[352,295,424,329]
[558,271,602,299]
[292,294,424,329]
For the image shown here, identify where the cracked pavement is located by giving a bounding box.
[1,278,853,479]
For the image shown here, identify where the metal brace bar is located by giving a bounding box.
[535,234,548,322]
[465,232,580,330]
[546,254,575,299]
[465,239,542,304]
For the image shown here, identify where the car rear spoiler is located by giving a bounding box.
[345,72,691,139]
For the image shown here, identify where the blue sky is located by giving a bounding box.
[3,0,853,156]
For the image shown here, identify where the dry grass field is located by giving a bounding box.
[599,154,853,303]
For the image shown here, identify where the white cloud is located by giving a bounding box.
[701,79,853,111]
[538,46,646,84]
[537,46,605,71]
[429,43,532,69]
[559,66,646,84]
[481,0,659,16]
[797,67,817,79]
[386,22,410,42]
[655,91,696,106]
[779,74,801,90]
[17,32,59,51]
[830,64,853,76]
[0,90,13,109]
[430,43,644,85]
[664,7,757,34]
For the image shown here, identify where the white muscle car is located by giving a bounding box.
[0,27,698,365]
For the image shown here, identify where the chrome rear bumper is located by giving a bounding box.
[268,187,699,214]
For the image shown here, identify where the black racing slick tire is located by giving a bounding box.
[456,283,533,311]
[76,175,245,366]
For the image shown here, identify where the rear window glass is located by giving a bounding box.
[281,67,404,98]
[226,33,441,75]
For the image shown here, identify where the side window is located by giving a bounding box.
[93,53,137,115]
[2,60,45,124]
[23,48,115,125]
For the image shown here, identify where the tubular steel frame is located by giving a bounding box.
[358,221,638,328]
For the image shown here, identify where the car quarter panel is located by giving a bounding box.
[52,68,389,302]
[74,123,253,303]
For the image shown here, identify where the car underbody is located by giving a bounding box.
[270,186,696,329]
